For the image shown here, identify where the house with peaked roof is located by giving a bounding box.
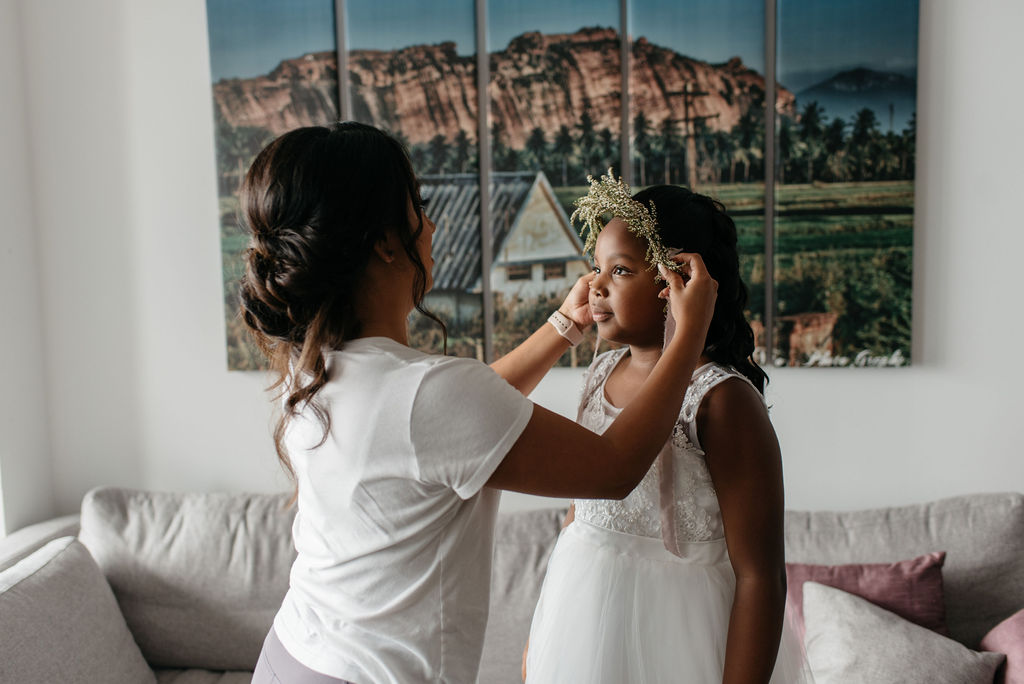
[420,171,590,327]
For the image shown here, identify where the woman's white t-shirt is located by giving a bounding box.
[272,337,534,683]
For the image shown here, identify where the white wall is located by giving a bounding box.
[0,0,54,534]
[3,0,1023,527]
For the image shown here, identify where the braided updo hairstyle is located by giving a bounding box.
[239,122,445,483]
[633,185,768,393]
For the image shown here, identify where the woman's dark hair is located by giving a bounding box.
[238,122,446,484]
[633,185,768,394]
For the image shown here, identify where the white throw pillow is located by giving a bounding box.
[0,537,154,683]
[802,581,1005,684]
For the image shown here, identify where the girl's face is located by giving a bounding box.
[589,218,666,348]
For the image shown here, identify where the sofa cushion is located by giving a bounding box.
[785,492,1024,647]
[0,536,155,683]
[154,670,254,683]
[478,507,566,684]
[0,513,80,572]
[785,551,948,643]
[803,582,1004,684]
[980,607,1024,684]
[78,487,295,671]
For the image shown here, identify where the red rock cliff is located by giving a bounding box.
[212,27,793,147]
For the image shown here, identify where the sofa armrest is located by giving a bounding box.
[0,514,80,572]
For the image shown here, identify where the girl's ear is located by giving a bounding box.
[373,232,397,263]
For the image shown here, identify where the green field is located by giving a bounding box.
[555,180,913,365]
[220,180,913,368]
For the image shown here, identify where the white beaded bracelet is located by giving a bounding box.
[547,310,584,347]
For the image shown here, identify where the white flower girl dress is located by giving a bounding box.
[524,348,814,683]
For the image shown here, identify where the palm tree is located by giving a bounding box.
[823,117,847,181]
[598,128,615,171]
[452,129,472,173]
[732,109,762,182]
[777,117,795,185]
[657,117,681,185]
[525,127,547,170]
[492,120,516,172]
[576,109,597,177]
[553,125,574,186]
[798,101,825,182]
[879,132,902,179]
[713,131,734,184]
[731,146,750,184]
[850,108,879,181]
[428,134,449,174]
[633,112,653,185]
[901,112,916,179]
[214,110,270,194]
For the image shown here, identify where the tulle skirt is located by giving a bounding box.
[525,520,813,684]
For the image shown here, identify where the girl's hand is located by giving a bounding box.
[658,253,717,341]
[557,272,596,330]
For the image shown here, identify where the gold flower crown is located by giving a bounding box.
[569,168,681,278]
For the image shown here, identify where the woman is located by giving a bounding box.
[242,122,717,683]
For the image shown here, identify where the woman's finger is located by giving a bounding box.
[672,252,710,277]
[657,263,684,291]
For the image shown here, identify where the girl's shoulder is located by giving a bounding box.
[683,363,766,420]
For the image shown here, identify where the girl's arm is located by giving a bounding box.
[700,379,787,684]
[487,255,717,499]
[490,273,594,395]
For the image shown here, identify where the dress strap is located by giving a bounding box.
[660,364,764,558]
[683,366,766,452]
[575,348,627,423]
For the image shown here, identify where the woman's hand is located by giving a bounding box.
[557,272,596,331]
[658,253,717,344]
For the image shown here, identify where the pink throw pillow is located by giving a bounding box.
[786,551,948,644]
[981,608,1024,684]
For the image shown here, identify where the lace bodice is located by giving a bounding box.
[574,349,757,543]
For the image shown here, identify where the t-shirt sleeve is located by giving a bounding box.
[410,357,534,499]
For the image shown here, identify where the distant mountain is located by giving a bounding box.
[212,27,793,148]
[796,67,916,131]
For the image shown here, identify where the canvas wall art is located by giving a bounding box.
[629,0,769,361]
[206,0,918,370]
[774,0,917,367]
[207,0,339,370]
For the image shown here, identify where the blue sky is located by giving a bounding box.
[206,0,336,82]
[777,0,919,91]
[207,0,915,87]
[630,0,764,73]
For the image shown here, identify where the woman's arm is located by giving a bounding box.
[490,273,594,395]
[700,379,787,684]
[487,255,718,500]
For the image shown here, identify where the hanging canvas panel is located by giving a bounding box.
[346,0,483,358]
[629,0,769,361]
[486,0,621,366]
[774,0,918,367]
[206,0,339,370]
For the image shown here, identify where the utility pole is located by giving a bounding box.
[682,83,719,188]
[665,83,720,187]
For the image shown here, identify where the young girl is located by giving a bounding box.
[240,124,719,683]
[524,178,812,683]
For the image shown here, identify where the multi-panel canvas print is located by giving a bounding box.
[206,0,917,370]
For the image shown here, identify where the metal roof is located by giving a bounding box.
[421,171,582,291]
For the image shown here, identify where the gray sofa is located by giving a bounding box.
[1,487,1022,683]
